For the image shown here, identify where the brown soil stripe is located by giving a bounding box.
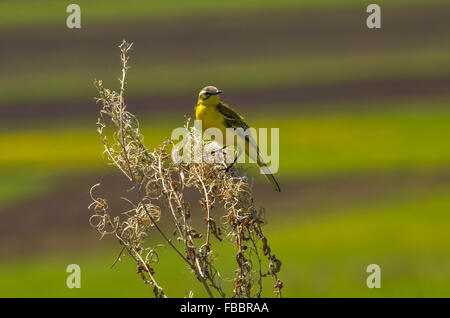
[1,76,449,124]
[1,171,450,258]
[2,6,449,68]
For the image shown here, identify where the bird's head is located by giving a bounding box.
[198,86,223,105]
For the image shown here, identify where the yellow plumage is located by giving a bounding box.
[195,86,280,192]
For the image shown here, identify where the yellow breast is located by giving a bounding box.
[195,104,225,133]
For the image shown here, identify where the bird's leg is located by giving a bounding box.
[209,145,228,155]
[207,145,228,164]
[225,155,238,172]
[224,145,242,172]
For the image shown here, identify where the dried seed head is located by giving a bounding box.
[89,40,282,298]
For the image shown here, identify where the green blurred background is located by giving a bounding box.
[1,0,450,297]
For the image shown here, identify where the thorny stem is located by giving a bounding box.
[90,40,283,299]
[157,156,215,298]
[235,225,247,297]
[256,222,282,298]
[134,248,165,297]
[116,43,189,263]
[115,41,193,295]
[160,141,225,297]
[198,176,212,249]
[116,234,165,297]
[249,233,264,298]
[114,41,214,298]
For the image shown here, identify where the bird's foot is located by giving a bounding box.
[221,157,237,173]
[209,145,228,156]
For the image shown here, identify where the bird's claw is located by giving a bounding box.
[219,164,234,173]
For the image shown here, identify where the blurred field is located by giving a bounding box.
[1,0,447,28]
[2,186,450,297]
[0,0,449,297]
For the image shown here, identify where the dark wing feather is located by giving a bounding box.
[216,102,249,129]
[217,102,280,191]
[217,102,258,153]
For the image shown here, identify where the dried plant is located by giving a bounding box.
[88,40,283,298]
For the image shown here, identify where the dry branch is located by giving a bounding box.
[88,40,283,298]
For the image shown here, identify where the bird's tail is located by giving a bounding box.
[257,155,281,192]
[240,134,281,192]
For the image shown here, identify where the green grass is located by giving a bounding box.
[0,0,446,29]
[2,0,449,298]
[0,169,56,208]
[3,48,450,104]
[1,96,449,208]
[2,185,450,297]
[279,102,450,177]
[2,97,450,176]
[271,186,450,297]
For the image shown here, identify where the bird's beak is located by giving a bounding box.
[216,90,223,95]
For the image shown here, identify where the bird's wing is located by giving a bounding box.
[217,101,260,147]
[217,103,280,191]
[217,102,250,130]
[217,101,261,152]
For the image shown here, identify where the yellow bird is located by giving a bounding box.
[195,85,281,192]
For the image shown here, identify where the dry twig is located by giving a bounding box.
[88,40,283,298]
